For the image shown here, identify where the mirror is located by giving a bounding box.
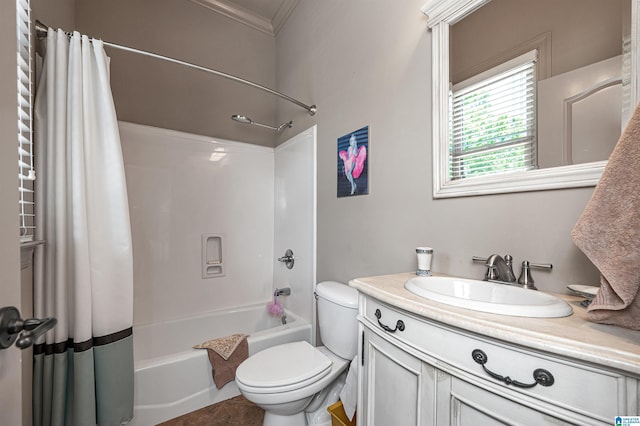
[423,0,639,198]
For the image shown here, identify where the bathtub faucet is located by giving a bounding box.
[274,287,291,297]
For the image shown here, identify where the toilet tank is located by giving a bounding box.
[315,281,359,360]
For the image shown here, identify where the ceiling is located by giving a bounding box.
[188,0,300,36]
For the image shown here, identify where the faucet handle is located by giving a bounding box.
[517,261,535,290]
[472,256,489,279]
[473,256,496,280]
[517,261,552,290]
[529,262,553,270]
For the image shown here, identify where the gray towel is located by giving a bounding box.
[571,103,640,330]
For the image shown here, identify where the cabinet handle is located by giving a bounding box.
[361,331,365,366]
[471,349,554,388]
[374,309,405,333]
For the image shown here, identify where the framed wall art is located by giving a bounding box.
[337,125,369,197]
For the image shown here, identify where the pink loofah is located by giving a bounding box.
[267,297,284,317]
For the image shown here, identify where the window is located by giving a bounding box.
[17,0,35,243]
[449,50,537,181]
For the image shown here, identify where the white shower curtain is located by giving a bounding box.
[33,28,134,426]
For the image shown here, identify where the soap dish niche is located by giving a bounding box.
[202,233,225,279]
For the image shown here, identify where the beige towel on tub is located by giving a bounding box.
[194,333,249,389]
[571,103,640,330]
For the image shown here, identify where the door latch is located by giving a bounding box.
[0,306,57,350]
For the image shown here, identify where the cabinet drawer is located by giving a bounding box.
[361,296,628,422]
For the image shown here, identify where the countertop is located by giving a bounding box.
[349,272,640,376]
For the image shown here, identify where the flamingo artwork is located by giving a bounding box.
[338,127,368,196]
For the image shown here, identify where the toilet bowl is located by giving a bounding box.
[235,281,358,426]
[236,343,349,424]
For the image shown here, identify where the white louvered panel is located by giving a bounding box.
[450,51,537,181]
[17,0,35,243]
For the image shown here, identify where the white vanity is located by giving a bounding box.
[350,273,640,425]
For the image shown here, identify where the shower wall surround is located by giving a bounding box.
[120,122,278,326]
[274,127,317,333]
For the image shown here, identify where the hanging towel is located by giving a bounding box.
[195,333,249,388]
[339,355,358,421]
[571,103,640,330]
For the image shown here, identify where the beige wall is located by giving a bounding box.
[0,0,24,424]
[32,0,74,30]
[276,0,600,293]
[451,0,626,84]
[74,0,278,147]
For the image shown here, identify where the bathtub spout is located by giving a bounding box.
[274,287,291,297]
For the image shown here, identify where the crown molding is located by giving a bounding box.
[271,0,299,35]
[421,0,490,28]
[189,0,299,37]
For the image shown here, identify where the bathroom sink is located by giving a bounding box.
[404,276,573,318]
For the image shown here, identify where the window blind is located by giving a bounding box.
[17,0,35,243]
[450,50,537,181]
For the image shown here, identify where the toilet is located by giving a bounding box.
[235,281,358,426]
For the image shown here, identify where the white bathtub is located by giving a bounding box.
[128,303,311,426]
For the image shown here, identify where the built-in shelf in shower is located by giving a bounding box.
[202,233,225,278]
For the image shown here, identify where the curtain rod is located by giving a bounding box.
[34,20,317,116]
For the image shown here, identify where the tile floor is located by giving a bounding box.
[158,395,264,426]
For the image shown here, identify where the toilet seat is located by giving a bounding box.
[236,341,332,394]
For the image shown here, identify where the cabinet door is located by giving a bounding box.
[361,328,442,426]
[449,377,577,426]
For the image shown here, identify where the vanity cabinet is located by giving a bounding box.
[361,327,442,425]
[357,294,638,426]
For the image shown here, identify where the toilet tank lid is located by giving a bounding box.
[315,281,358,308]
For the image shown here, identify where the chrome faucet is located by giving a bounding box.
[473,254,517,283]
[473,255,552,290]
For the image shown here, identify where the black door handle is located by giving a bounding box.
[0,306,57,349]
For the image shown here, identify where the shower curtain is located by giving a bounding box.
[33,28,134,425]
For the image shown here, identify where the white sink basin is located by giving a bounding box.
[404,276,573,318]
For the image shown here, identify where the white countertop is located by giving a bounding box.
[350,272,640,376]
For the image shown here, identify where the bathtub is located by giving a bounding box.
[128,303,311,426]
